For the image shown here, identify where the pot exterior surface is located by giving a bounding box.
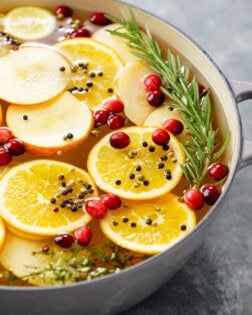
[0,1,242,314]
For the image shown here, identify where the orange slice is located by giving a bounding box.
[0,217,5,250]
[87,126,185,200]
[3,6,56,40]
[54,38,125,110]
[0,160,98,238]
[100,193,196,254]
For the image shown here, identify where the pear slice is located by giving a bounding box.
[144,105,189,143]
[0,45,71,105]
[92,23,140,64]
[115,60,157,125]
[6,92,94,156]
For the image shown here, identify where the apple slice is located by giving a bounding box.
[144,105,189,143]
[0,232,69,286]
[0,220,106,286]
[6,92,94,156]
[115,60,157,125]
[92,23,140,64]
[0,45,71,105]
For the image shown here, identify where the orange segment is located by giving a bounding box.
[0,217,5,250]
[54,38,125,110]
[87,126,185,200]
[0,160,98,238]
[100,193,196,254]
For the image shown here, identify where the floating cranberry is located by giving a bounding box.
[0,148,12,166]
[163,118,184,135]
[198,83,206,95]
[103,99,124,113]
[84,198,108,219]
[147,89,165,107]
[0,127,14,145]
[143,74,162,92]
[201,184,221,205]
[152,128,170,146]
[107,114,125,130]
[66,28,91,38]
[54,233,74,248]
[183,189,204,210]
[101,193,122,210]
[89,12,110,26]
[109,132,130,149]
[94,109,110,126]
[74,225,92,246]
[4,138,25,156]
[55,5,73,18]
[209,162,229,180]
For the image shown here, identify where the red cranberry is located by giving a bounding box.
[0,148,12,166]
[201,184,221,205]
[209,162,229,180]
[89,12,110,26]
[54,233,74,248]
[183,189,204,210]
[143,74,162,92]
[147,89,165,107]
[107,114,125,130]
[101,193,122,210]
[163,118,184,135]
[0,127,14,145]
[74,225,92,246]
[84,198,108,219]
[94,109,110,127]
[4,138,25,156]
[109,132,130,149]
[103,99,124,113]
[198,83,206,95]
[152,128,170,146]
[66,28,91,38]
[55,5,73,18]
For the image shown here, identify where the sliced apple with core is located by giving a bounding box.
[0,45,71,105]
[144,105,189,143]
[92,23,140,64]
[115,60,157,125]
[6,92,94,156]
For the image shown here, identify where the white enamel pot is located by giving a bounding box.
[0,1,251,314]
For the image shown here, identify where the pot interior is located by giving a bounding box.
[0,0,240,289]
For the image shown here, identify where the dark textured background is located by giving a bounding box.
[119,1,252,314]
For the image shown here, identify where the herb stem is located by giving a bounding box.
[107,9,230,188]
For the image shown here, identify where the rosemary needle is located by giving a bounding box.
[106,9,231,188]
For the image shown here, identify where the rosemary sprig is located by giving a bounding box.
[106,9,230,188]
[2,242,147,285]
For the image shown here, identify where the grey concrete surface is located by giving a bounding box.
[119,1,252,314]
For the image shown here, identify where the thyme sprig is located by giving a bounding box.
[106,10,230,188]
[0,242,147,285]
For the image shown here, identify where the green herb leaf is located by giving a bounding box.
[106,9,231,188]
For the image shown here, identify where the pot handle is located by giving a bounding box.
[229,80,252,168]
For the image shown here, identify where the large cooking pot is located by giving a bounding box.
[0,0,251,314]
